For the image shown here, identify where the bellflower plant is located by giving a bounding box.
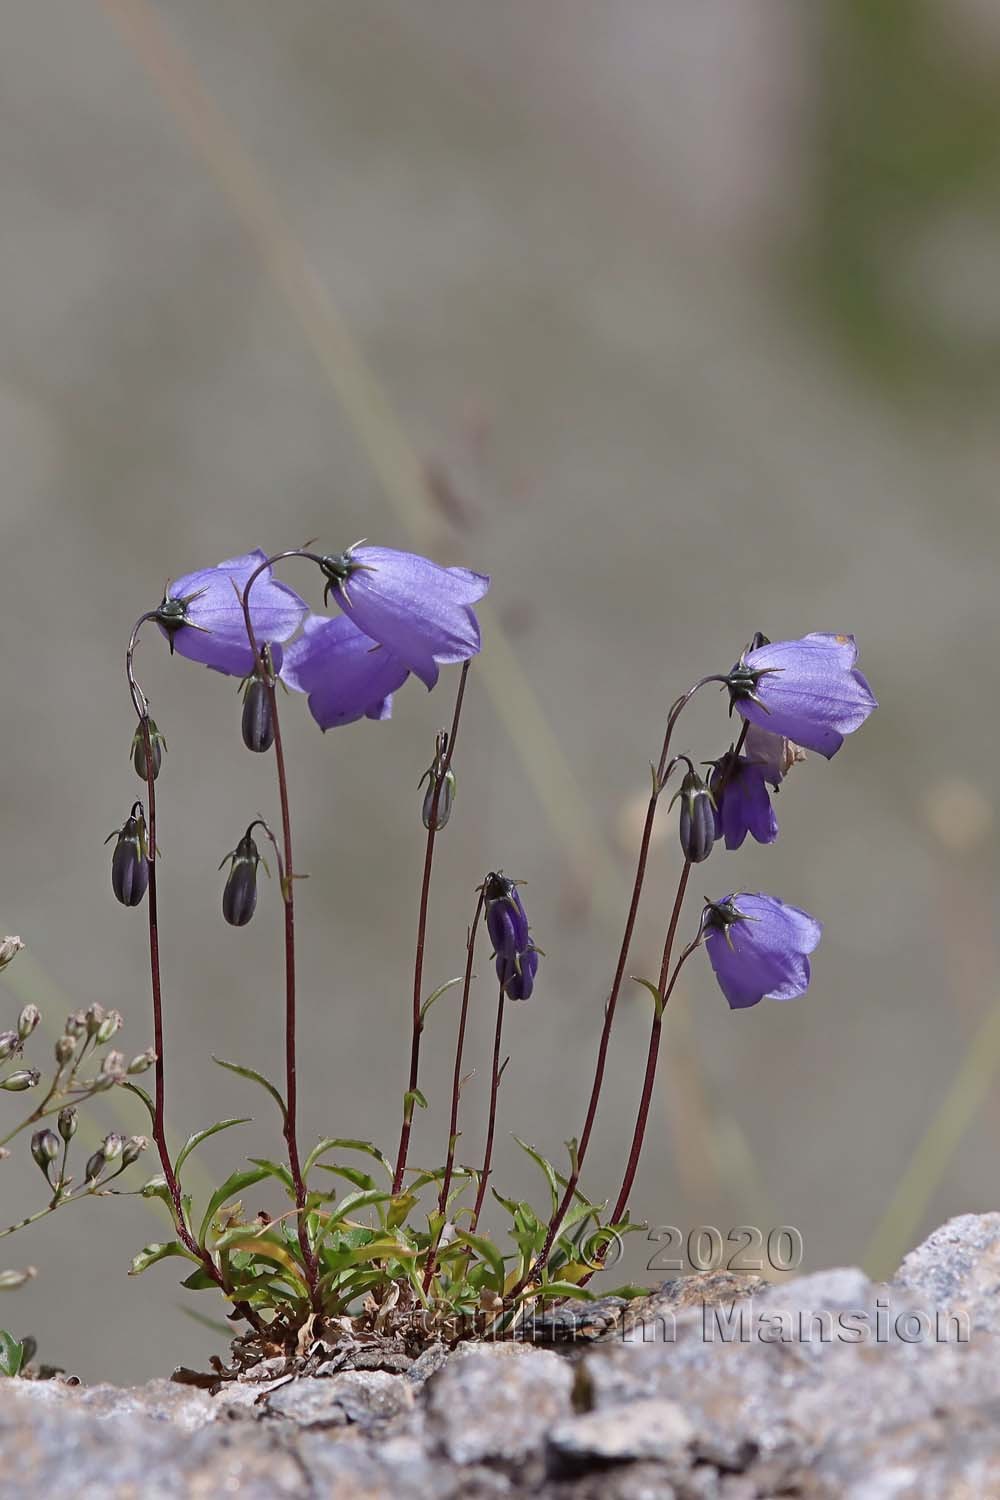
[105,552,877,1380]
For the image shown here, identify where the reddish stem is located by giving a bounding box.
[391,662,471,1195]
[423,884,486,1291]
[469,981,507,1234]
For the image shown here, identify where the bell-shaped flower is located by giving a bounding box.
[708,752,779,851]
[280,613,410,730]
[318,545,489,690]
[483,872,540,1002]
[726,633,876,759]
[155,550,308,678]
[703,893,822,1010]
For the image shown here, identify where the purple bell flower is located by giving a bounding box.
[504,946,539,1002]
[318,545,489,690]
[483,872,539,1002]
[709,752,779,851]
[703,893,822,1010]
[280,614,410,730]
[726,633,876,759]
[155,550,308,679]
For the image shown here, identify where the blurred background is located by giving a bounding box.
[0,0,998,1384]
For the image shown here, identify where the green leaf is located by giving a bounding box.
[419,976,463,1025]
[513,1137,559,1215]
[403,1088,428,1116]
[303,1138,392,1178]
[129,1241,199,1276]
[453,1230,507,1292]
[198,1164,272,1246]
[213,1058,286,1121]
[517,1281,596,1305]
[122,1080,156,1127]
[247,1158,295,1193]
[312,1164,376,1193]
[175,1118,250,1176]
[386,1191,418,1231]
[0,1330,23,1378]
[322,1187,394,1220]
[631,976,665,1019]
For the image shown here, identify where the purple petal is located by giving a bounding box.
[711,761,779,851]
[280,613,410,730]
[334,547,488,689]
[704,893,821,1010]
[737,633,877,759]
[159,550,308,678]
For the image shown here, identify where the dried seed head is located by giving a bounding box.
[64,1011,87,1039]
[30,1129,60,1178]
[17,1004,40,1042]
[54,1035,76,1066]
[95,1051,126,1090]
[0,1032,20,1065]
[121,1136,148,1167]
[101,1133,125,1163]
[58,1106,78,1142]
[94,1010,123,1045]
[0,937,24,972]
[0,1069,39,1093]
[84,1003,105,1038]
[127,1048,156,1075]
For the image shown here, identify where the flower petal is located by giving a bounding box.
[159,550,308,678]
[737,633,877,759]
[280,613,410,730]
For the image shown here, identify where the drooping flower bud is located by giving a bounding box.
[131,718,166,782]
[58,1106,78,1142]
[54,1035,76,1066]
[16,1004,40,1041]
[241,676,275,753]
[0,1032,20,1064]
[1,1069,40,1092]
[483,871,542,1002]
[671,769,715,864]
[107,805,150,908]
[221,828,264,927]
[0,937,24,972]
[419,731,456,830]
[30,1129,60,1179]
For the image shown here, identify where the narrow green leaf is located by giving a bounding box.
[631,976,665,1019]
[513,1137,559,1215]
[403,1088,428,1114]
[122,1080,156,1127]
[453,1230,507,1292]
[517,1281,596,1305]
[198,1164,271,1246]
[129,1241,199,1276]
[386,1191,418,1230]
[175,1118,250,1176]
[304,1138,392,1178]
[419,976,463,1025]
[247,1158,295,1193]
[213,1058,286,1121]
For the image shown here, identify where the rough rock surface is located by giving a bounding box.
[3,1213,1000,1498]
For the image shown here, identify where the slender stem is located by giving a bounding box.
[469,981,508,1234]
[126,620,265,1332]
[608,859,693,1226]
[423,884,486,1291]
[391,662,472,1195]
[512,677,722,1293]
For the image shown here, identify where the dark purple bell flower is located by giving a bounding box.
[703,893,822,1010]
[503,946,539,1002]
[280,613,411,729]
[318,545,489,690]
[155,550,308,679]
[484,873,530,963]
[727,633,876,759]
[709,753,778,851]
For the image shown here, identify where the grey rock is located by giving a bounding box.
[1,1214,1000,1497]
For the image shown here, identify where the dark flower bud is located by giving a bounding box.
[241,676,275,753]
[58,1106,78,1142]
[84,1149,105,1184]
[17,1004,40,1041]
[54,1035,76,1066]
[30,1129,60,1178]
[0,1032,20,1064]
[95,1009,123,1045]
[107,806,149,908]
[1,1069,40,1092]
[122,1136,148,1167]
[221,829,263,927]
[131,718,166,782]
[127,1048,156,1075]
[672,770,715,865]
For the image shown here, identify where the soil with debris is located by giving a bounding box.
[2,1214,999,1498]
